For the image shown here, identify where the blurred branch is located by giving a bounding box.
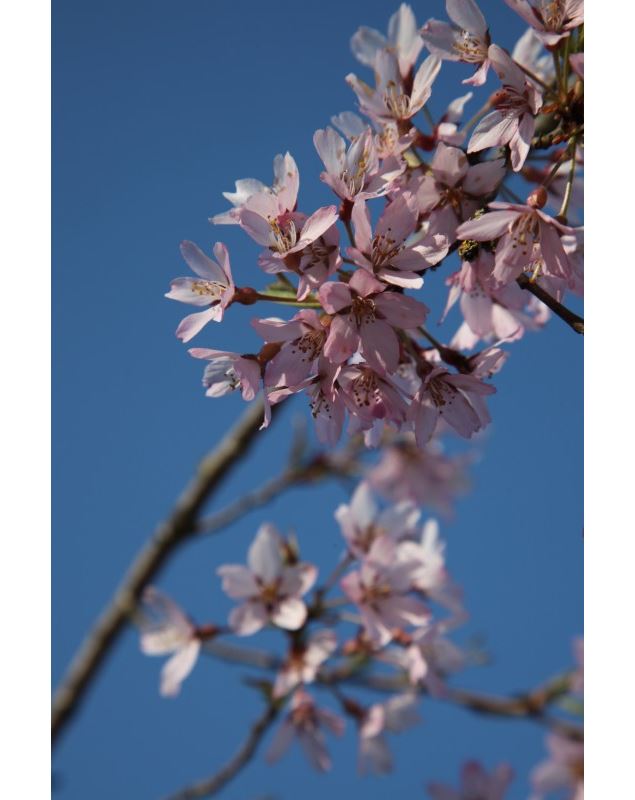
[517,275,584,334]
[163,702,278,800]
[202,641,582,741]
[52,398,279,746]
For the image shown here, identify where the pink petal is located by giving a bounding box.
[271,597,308,630]
[159,640,201,697]
[229,602,269,636]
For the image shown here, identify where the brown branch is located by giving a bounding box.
[517,275,584,334]
[52,397,279,746]
[163,703,278,800]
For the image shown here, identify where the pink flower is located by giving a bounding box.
[188,348,262,401]
[414,143,506,241]
[239,191,338,263]
[165,241,235,342]
[443,250,550,347]
[252,310,329,390]
[357,694,421,775]
[530,732,584,800]
[217,523,317,635]
[348,194,449,288]
[306,367,347,446]
[267,689,344,772]
[428,760,515,800]
[347,50,441,123]
[139,588,201,697]
[319,269,428,373]
[335,481,421,557]
[420,0,492,86]
[341,535,430,646]
[468,44,542,172]
[456,202,573,287]
[272,630,338,699]
[408,365,496,446]
[504,0,584,47]
[368,438,470,515]
[402,623,466,693]
[331,112,415,161]
[211,152,299,225]
[338,364,410,433]
[397,519,465,619]
[314,126,404,202]
[436,92,474,147]
[512,28,555,86]
[351,3,423,78]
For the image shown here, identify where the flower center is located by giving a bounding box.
[341,146,371,196]
[452,30,487,63]
[350,369,381,409]
[537,0,566,31]
[491,87,529,116]
[191,280,227,300]
[291,329,326,363]
[268,215,298,254]
[371,230,403,268]
[384,81,412,119]
[350,296,377,326]
[509,212,541,256]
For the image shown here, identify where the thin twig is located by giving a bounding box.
[517,275,584,334]
[51,398,281,746]
[163,703,279,800]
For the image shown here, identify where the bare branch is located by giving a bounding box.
[162,703,278,800]
[517,275,584,334]
[52,398,279,746]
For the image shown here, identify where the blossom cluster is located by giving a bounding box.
[165,0,584,451]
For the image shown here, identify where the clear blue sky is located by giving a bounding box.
[52,1,583,797]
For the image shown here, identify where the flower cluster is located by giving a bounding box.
[164,0,584,451]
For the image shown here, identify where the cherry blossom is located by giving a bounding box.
[267,689,345,773]
[341,535,430,646]
[139,588,201,697]
[468,44,542,172]
[319,269,428,373]
[188,348,262,401]
[166,241,235,342]
[420,0,492,86]
[357,694,421,775]
[530,733,584,800]
[351,3,423,79]
[217,523,317,635]
[273,630,338,699]
[504,0,584,47]
[335,480,421,557]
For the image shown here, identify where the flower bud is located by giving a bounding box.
[527,186,547,209]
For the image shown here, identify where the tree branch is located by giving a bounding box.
[163,703,278,800]
[517,275,584,334]
[52,398,278,746]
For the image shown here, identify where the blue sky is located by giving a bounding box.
[52,1,583,797]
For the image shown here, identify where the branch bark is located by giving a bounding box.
[162,703,278,800]
[517,275,584,334]
[52,398,276,746]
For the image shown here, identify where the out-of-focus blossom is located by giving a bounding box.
[217,523,317,635]
[348,194,448,288]
[357,694,421,774]
[435,92,474,147]
[314,127,404,202]
[457,201,573,287]
[347,51,441,123]
[166,241,235,342]
[443,250,550,347]
[571,636,583,694]
[319,269,429,373]
[188,348,262,401]
[351,3,423,78]
[273,630,338,698]
[139,588,201,697]
[267,689,344,772]
[341,535,430,646]
[504,0,584,47]
[428,760,515,800]
[414,142,506,241]
[420,0,492,86]
[530,732,584,800]
[570,52,584,80]
[368,437,471,515]
[512,27,555,86]
[397,519,466,622]
[211,152,299,225]
[468,45,542,172]
[335,480,420,557]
